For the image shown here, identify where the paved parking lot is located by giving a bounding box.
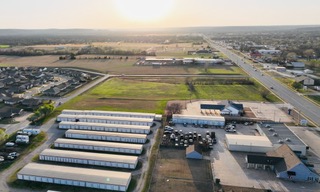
[170,123,320,192]
[183,101,293,123]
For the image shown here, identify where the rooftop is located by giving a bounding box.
[62,109,156,117]
[40,149,138,164]
[173,114,225,121]
[226,135,273,147]
[18,163,131,186]
[55,138,143,150]
[59,121,150,130]
[259,124,306,146]
[57,114,154,123]
[66,129,147,139]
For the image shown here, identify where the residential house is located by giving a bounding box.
[21,98,43,110]
[43,87,61,96]
[295,76,315,86]
[4,97,23,105]
[287,62,305,68]
[0,107,23,120]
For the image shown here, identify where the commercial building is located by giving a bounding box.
[257,123,308,156]
[54,138,143,154]
[56,114,153,126]
[226,135,273,153]
[61,109,159,120]
[17,163,131,191]
[39,149,138,169]
[246,145,319,182]
[65,130,147,144]
[59,121,150,134]
[172,114,225,126]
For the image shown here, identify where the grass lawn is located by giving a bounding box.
[0,128,8,145]
[0,45,10,48]
[307,95,320,105]
[55,77,279,115]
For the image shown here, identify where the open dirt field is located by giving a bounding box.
[150,148,213,192]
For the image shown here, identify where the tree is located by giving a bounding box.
[166,103,183,115]
[28,103,54,123]
[303,49,315,61]
[292,82,303,90]
[286,52,297,61]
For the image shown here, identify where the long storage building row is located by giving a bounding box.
[57,114,154,126]
[65,130,147,144]
[62,109,156,119]
[59,121,150,134]
[54,138,143,154]
[17,163,131,191]
[39,149,138,169]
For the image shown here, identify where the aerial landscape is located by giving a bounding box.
[0,0,320,192]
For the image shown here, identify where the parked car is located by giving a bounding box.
[8,152,20,157]
[0,156,4,162]
[5,142,15,147]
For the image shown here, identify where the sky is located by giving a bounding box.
[1,0,320,29]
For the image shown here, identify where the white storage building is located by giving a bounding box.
[65,130,147,144]
[61,109,157,119]
[39,149,138,169]
[57,114,153,126]
[59,121,150,134]
[17,163,131,191]
[172,114,225,126]
[54,138,143,155]
[226,135,274,153]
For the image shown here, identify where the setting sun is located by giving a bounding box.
[113,0,173,22]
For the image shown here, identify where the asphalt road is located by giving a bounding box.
[204,36,320,127]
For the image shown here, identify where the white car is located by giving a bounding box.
[5,142,15,147]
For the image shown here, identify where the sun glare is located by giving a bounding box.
[114,0,173,22]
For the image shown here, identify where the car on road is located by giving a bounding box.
[270,86,274,89]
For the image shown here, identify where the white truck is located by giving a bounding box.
[17,128,40,136]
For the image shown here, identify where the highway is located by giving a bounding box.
[204,36,320,127]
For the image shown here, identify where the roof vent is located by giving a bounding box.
[273,133,278,137]
[285,138,291,142]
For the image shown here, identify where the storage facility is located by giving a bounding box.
[39,149,138,169]
[65,130,147,144]
[172,114,225,126]
[54,138,143,154]
[226,135,274,153]
[59,121,150,134]
[61,109,160,120]
[57,114,154,126]
[17,163,131,191]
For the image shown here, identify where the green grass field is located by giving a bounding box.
[307,95,320,105]
[0,45,10,48]
[55,77,279,114]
